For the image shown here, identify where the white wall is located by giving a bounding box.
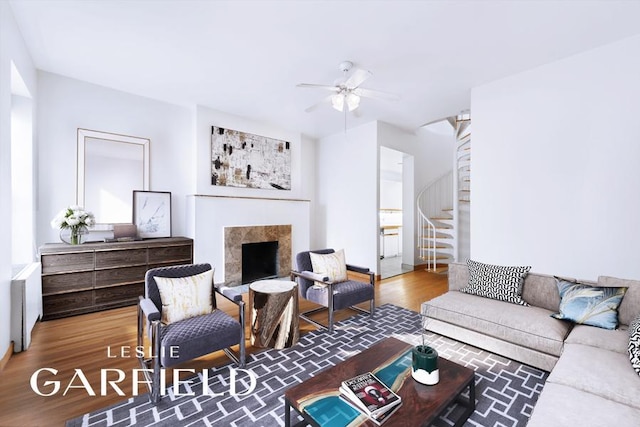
[380,122,454,198]
[380,180,402,209]
[194,105,310,199]
[187,105,314,280]
[11,94,35,264]
[36,72,193,246]
[0,2,37,357]
[471,34,640,279]
[315,122,378,271]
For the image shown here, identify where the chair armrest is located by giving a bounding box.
[139,296,161,322]
[346,265,376,286]
[346,264,370,274]
[214,285,245,339]
[214,284,244,303]
[291,270,331,284]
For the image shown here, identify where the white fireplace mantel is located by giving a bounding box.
[186,194,311,284]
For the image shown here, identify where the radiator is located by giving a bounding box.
[11,262,42,352]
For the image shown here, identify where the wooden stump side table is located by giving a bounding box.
[249,279,300,349]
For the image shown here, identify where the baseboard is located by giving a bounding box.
[0,341,13,372]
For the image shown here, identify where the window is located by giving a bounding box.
[11,61,34,266]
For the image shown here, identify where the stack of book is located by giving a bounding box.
[339,372,402,425]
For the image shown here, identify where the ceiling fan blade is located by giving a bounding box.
[297,83,340,92]
[304,95,333,113]
[354,87,400,101]
[344,68,372,89]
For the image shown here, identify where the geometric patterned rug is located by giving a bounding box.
[66,304,548,427]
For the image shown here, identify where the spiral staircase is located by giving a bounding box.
[417,113,471,272]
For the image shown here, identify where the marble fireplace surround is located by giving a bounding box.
[224,224,292,286]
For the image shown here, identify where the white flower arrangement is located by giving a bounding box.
[51,205,95,244]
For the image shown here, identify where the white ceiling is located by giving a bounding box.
[9,0,640,139]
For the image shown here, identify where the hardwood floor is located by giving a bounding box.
[0,269,448,427]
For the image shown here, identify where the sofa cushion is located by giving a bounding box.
[424,291,570,357]
[459,259,530,306]
[629,314,640,376]
[598,275,640,326]
[520,271,563,312]
[447,262,469,292]
[527,382,640,427]
[424,315,560,371]
[565,324,628,354]
[551,278,626,330]
[305,279,373,311]
[547,343,640,410]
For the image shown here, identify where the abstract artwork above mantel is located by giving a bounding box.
[211,126,291,190]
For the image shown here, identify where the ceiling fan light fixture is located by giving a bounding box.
[346,93,360,111]
[331,94,345,111]
[299,61,397,115]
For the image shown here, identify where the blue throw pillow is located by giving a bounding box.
[551,277,627,330]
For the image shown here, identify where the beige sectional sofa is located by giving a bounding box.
[421,262,640,426]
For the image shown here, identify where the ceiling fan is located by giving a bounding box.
[297,61,399,114]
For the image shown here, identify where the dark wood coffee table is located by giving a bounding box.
[284,337,475,427]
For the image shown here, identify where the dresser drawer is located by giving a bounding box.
[95,248,147,269]
[95,283,144,305]
[41,252,94,274]
[43,290,93,316]
[95,265,148,288]
[148,244,192,264]
[42,271,94,295]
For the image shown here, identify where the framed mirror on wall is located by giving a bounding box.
[77,129,150,225]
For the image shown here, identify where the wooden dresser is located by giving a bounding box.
[39,237,193,320]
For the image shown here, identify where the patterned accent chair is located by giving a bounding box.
[291,249,375,333]
[137,263,245,404]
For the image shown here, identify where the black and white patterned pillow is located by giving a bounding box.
[629,314,640,376]
[460,259,531,306]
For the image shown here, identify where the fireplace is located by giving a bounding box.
[224,224,292,286]
[242,241,279,283]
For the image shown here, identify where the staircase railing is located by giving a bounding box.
[417,112,471,271]
[417,198,436,271]
[454,113,471,260]
[416,170,454,271]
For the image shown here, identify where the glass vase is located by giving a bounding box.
[60,226,88,245]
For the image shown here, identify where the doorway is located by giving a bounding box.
[379,147,414,279]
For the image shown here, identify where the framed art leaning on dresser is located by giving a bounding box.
[133,190,171,238]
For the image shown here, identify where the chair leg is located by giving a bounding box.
[150,321,161,404]
[370,298,375,318]
[239,301,246,368]
[222,301,246,368]
[138,306,162,405]
[239,340,246,368]
[328,293,335,333]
